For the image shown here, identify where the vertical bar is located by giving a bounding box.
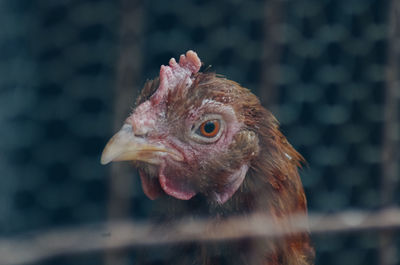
[259,0,286,107]
[105,1,144,264]
[382,0,400,208]
[380,1,400,264]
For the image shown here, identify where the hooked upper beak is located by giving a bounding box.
[100,124,183,165]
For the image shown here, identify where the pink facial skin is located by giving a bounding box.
[126,51,248,204]
[130,100,244,203]
[159,101,244,202]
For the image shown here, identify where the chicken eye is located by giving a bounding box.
[198,120,220,138]
[191,115,224,143]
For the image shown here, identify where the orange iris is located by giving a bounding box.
[199,120,220,138]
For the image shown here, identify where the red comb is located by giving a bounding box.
[151,50,202,105]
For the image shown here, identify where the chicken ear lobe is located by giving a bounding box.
[212,164,249,204]
[158,164,197,201]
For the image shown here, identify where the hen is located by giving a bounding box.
[101,51,314,265]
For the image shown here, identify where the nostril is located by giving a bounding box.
[132,123,150,137]
[134,132,147,138]
[121,123,146,138]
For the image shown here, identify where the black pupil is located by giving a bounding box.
[204,121,216,134]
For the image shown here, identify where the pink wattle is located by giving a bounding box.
[159,167,197,200]
[139,168,197,201]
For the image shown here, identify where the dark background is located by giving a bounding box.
[0,0,399,264]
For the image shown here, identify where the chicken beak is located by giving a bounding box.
[100,124,183,165]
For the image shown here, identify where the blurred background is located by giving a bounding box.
[0,0,399,264]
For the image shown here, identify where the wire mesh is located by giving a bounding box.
[0,0,398,265]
